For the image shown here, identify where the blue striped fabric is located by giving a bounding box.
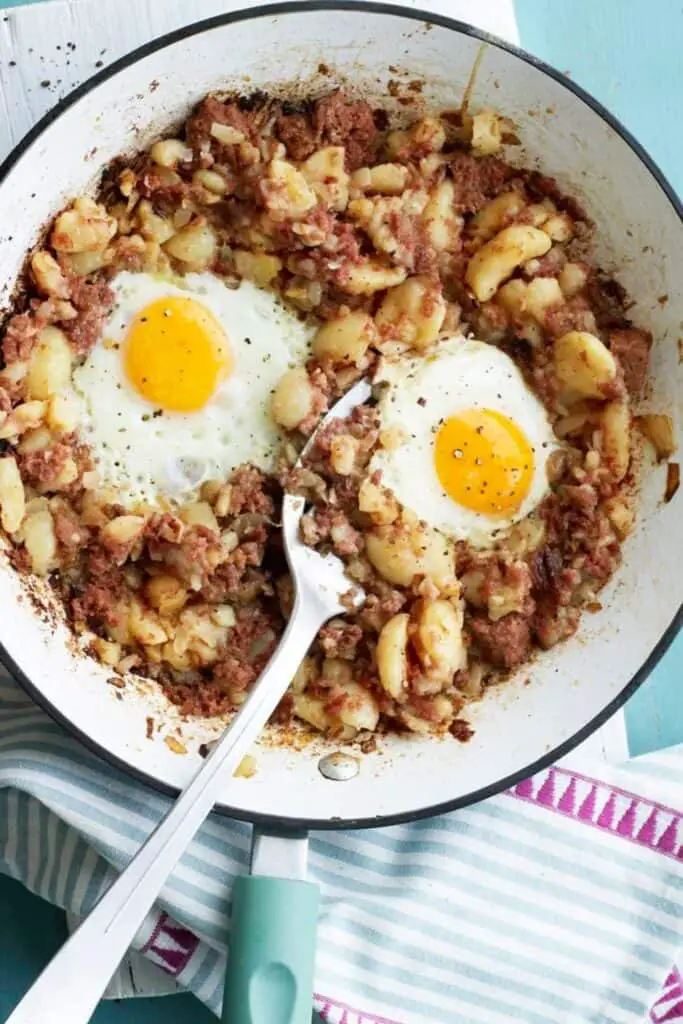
[2,669,683,1024]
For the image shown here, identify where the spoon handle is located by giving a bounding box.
[6,602,319,1024]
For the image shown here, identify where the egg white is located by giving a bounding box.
[369,337,560,548]
[73,271,313,506]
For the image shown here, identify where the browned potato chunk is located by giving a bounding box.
[466,226,551,302]
[51,197,117,253]
[271,368,314,430]
[313,311,377,366]
[376,276,446,351]
[554,331,618,399]
[376,612,409,700]
[365,522,457,594]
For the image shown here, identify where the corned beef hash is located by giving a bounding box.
[0,89,661,744]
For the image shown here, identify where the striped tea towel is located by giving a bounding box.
[2,671,683,1024]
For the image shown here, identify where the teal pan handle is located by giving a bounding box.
[222,873,320,1024]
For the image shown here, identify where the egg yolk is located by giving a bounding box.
[434,408,534,516]
[124,296,232,412]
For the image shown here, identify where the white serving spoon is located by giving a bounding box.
[7,377,372,1024]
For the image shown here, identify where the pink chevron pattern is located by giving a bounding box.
[507,765,683,862]
[314,994,404,1024]
[314,983,683,1024]
[650,968,683,1022]
[140,911,199,976]
[137,763,683,1022]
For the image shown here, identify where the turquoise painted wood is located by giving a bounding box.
[0,876,216,1023]
[515,0,683,758]
[0,4,681,1024]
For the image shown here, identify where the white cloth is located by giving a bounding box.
[2,672,683,1023]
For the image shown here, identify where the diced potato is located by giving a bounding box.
[214,485,233,519]
[21,507,57,575]
[180,501,219,534]
[496,278,528,317]
[145,574,189,616]
[136,200,175,244]
[91,636,122,666]
[100,515,146,561]
[47,392,80,435]
[290,656,318,695]
[601,400,630,482]
[413,598,466,682]
[128,599,168,646]
[469,192,526,245]
[335,680,380,732]
[265,158,317,220]
[387,117,445,159]
[31,251,69,299]
[233,249,282,286]
[313,311,377,366]
[0,400,47,441]
[0,361,28,398]
[271,367,314,431]
[293,692,332,732]
[525,277,563,324]
[164,219,217,269]
[283,277,322,311]
[423,179,462,252]
[384,129,410,160]
[465,225,552,302]
[339,258,407,296]
[469,109,504,155]
[365,523,457,594]
[211,605,237,629]
[25,326,73,401]
[193,169,229,195]
[17,427,51,455]
[0,457,25,533]
[554,331,618,399]
[300,146,349,212]
[234,754,257,779]
[412,117,446,154]
[376,612,409,700]
[348,190,428,265]
[59,250,112,277]
[375,276,446,350]
[51,197,117,254]
[400,694,454,733]
[351,163,408,196]
[543,212,574,243]
[321,658,353,685]
[358,476,399,525]
[150,138,192,168]
[558,261,589,298]
[329,435,359,476]
[210,123,246,146]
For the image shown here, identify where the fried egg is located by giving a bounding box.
[73,271,312,505]
[369,337,560,548]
